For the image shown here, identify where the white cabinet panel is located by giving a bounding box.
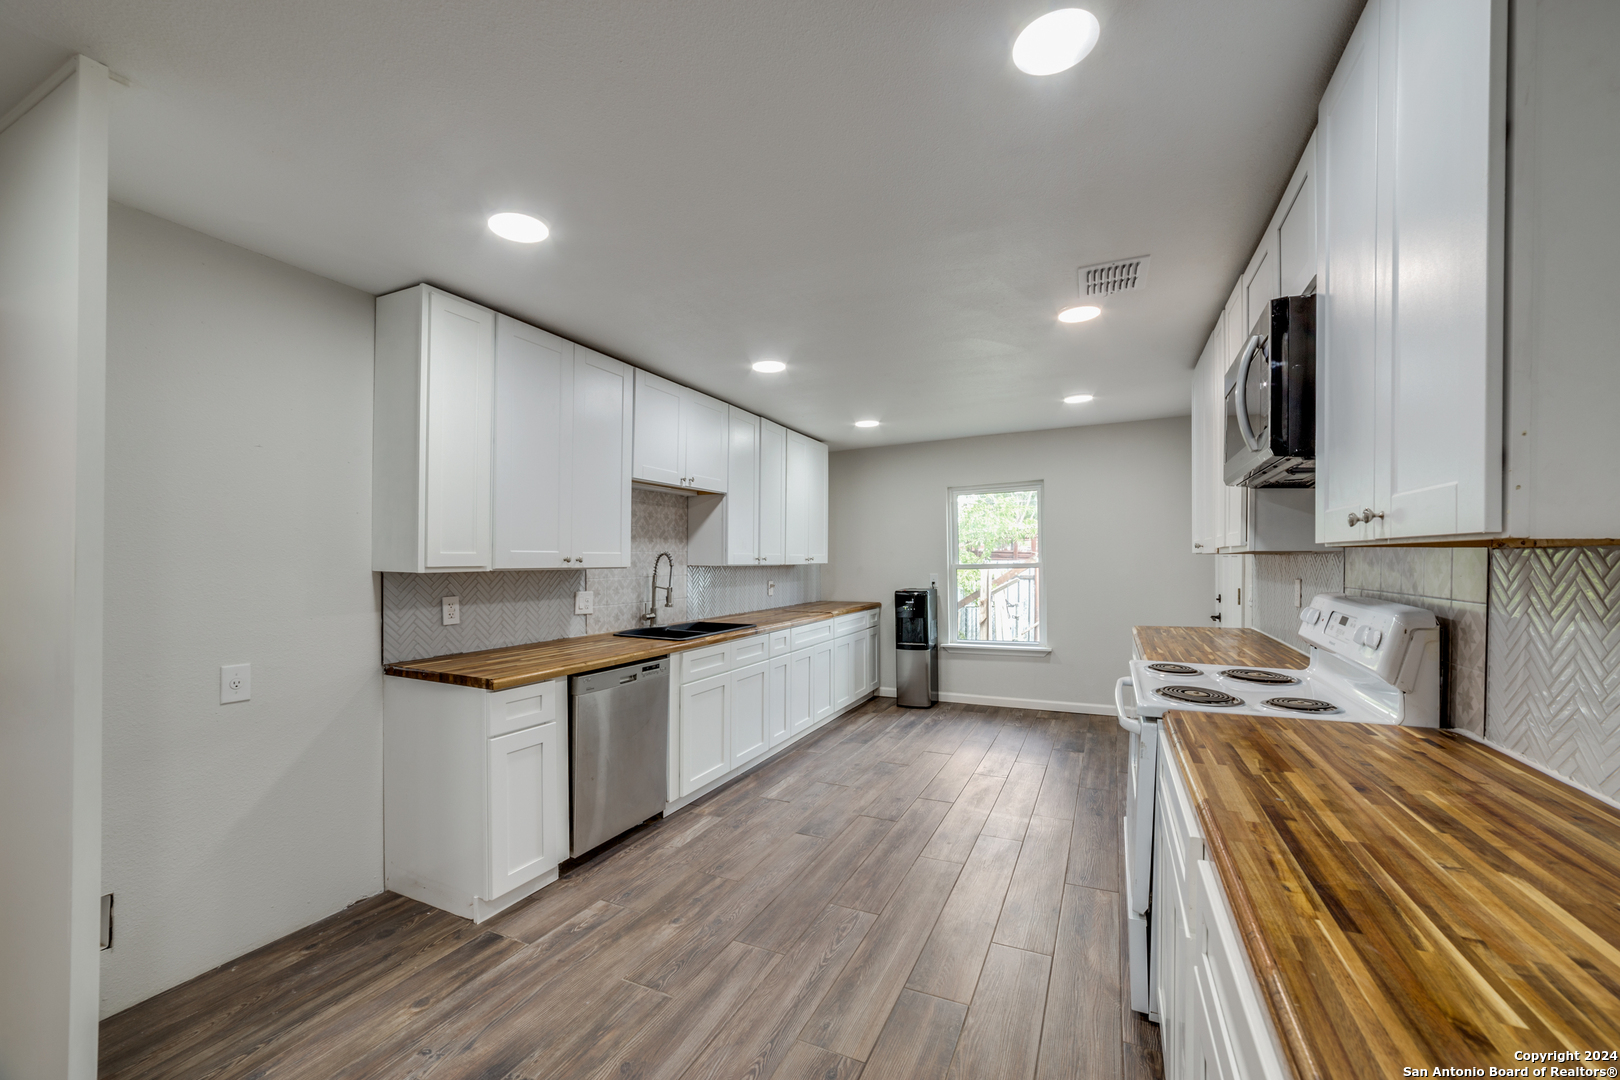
[758,418,787,564]
[1219,280,1247,551]
[1190,321,1225,553]
[724,408,760,564]
[570,347,633,567]
[730,660,769,769]
[788,649,815,735]
[633,369,684,487]
[832,633,855,712]
[682,388,730,493]
[425,291,496,568]
[487,719,565,900]
[1277,149,1317,297]
[809,640,835,722]
[765,654,791,747]
[852,627,873,697]
[785,430,829,564]
[679,673,730,795]
[1317,2,1384,544]
[494,317,570,569]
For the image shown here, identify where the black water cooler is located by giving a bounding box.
[895,588,939,708]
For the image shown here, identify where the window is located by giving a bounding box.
[948,482,1044,647]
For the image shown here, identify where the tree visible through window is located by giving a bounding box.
[948,483,1043,645]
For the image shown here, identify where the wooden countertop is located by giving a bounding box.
[1163,712,1620,1080]
[1133,626,1309,669]
[384,600,881,691]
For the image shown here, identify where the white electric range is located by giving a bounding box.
[1116,594,1441,1018]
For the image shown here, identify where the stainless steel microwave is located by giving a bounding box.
[1224,294,1315,487]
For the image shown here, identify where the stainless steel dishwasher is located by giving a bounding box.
[569,656,670,856]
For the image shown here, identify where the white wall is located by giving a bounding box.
[826,417,1214,711]
[100,204,383,1016]
[0,57,108,1080]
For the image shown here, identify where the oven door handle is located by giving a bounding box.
[1233,333,1264,452]
[1115,676,1141,733]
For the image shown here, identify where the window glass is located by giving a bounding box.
[949,484,1044,646]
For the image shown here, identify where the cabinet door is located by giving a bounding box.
[810,641,835,722]
[758,418,787,564]
[679,674,730,796]
[832,634,855,712]
[725,408,761,564]
[571,347,634,567]
[425,290,495,568]
[493,317,571,569]
[869,628,881,694]
[1219,281,1248,550]
[784,430,829,564]
[633,369,684,486]
[787,649,815,735]
[1190,321,1226,553]
[1316,0,1384,543]
[730,660,769,769]
[1380,0,1504,539]
[487,720,565,900]
[681,388,730,493]
[851,628,872,697]
[766,654,791,746]
[1277,138,1317,297]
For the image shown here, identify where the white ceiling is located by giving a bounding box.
[1,0,1359,449]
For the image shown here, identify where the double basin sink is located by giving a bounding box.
[613,620,756,642]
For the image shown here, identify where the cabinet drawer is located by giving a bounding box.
[833,612,868,637]
[683,640,732,681]
[790,619,834,650]
[731,634,769,667]
[768,629,791,656]
[486,682,559,738]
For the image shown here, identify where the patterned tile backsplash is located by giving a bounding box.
[1248,553,1345,647]
[381,488,821,664]
[1488,547,1620,802]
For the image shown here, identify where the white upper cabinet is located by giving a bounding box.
[757,418,787,564]
[724,408,760,564]
[489,323,634,570]
[567,347,634,567]
[1190,319,1225,554]
[494,317,571,569]
[1219,279,1247,551]
[377,287,631,573]
[784,429,829,564]
[374,285,496,572]
[633,370,729,494]
[1316,0,1506,543]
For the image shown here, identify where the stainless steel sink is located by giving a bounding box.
[613,620,755,641]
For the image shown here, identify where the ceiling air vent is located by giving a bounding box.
[1079,256,1150,297]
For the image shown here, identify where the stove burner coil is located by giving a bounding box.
[1154,685,1244,707]
[1220,668,1301,685]
[1265,696,1339,713]
[1147,663,1200,676]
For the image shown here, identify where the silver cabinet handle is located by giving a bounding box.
[1194,542,1204,549]
[1348,508,1385,526]
[563,557,572,563]
[1347,513,1359,527]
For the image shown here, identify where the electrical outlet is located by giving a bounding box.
[442,596,461,625]
[220,663,251,704]
[1294,578,1304,607]
[575,590,594,615]
[767,580,775,596]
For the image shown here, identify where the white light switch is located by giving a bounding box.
[220,663,251,704]
[575,590,594,615]
[442,596,461,625]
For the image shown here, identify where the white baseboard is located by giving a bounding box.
[877,687,1113,715]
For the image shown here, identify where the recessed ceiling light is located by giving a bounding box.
[1013,9,1101,76]
[854,420,881,428]
[1064,394,1095,404]
[1058,304,1102,323]
[752,360,787,373]
[488,212,550,243]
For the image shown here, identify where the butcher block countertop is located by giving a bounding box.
[385,600,881,691]
[1133,625,1309,669]
[1163,712,1620,1080]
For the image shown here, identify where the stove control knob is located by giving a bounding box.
[1354,626,1383,648]
[1300,607,1322,626]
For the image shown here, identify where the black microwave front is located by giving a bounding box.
[1223,294,1315,488]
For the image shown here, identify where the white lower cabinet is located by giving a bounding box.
[674,612,876,803]
[1158,750,1292,1080]
[383,677,569,922]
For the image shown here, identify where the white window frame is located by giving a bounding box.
[944,481,1049,653]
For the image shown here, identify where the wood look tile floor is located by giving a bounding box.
[100,700,1164,1080]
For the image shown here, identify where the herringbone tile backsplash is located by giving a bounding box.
[381,488,823,664]
[1488,547,1620,801]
